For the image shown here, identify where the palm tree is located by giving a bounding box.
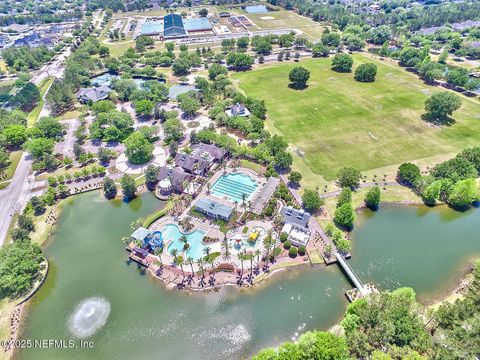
[206,182,211,195]
[176,256,185,278]
[154,248,163,267]
[170,248,178,264]
[255,249,261,268]
[234,200,238,213]
[222,236,230,260]
[196,258,205,279]
[241,193,247,211]
[187,256,194,275]
[203,246,211,260]
[240,249,246,275]
[249,254,253,283]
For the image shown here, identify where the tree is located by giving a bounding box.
[199,8,208,17]
[0,240,44,298]
[120,174,136,200]
[337,167,362,189]
[208,63,228,80]
[24,137,54,160]
[134,99,154,117]
[365,186,381,210]
[446,68,469,88]
[177,93,201,117]
[288,66,310,89]
[11,228,30,242]
[29,196,45,215]
[11,83,40,112]
[46,79,76,115]
[312,42,330,57]
[17,214,34,232]
[424,92,461,123]
[35,116,63,138]
[397,163,421,186]
[2,124,27,148]
[103,177,117,199]
[225,52,254,70]
[273,151,293,170]
[457,147,480,173]
[337,187,352,208]
[236,36,249,50]
[288,171,302,185]
[145,165,159,190]
[92,100,116,114]
[354,63,377,83]
[331,54,353,73]
[432,156,477,183]
[172,57,191,76]
[302,189,324,213]
[334,202,355,229]
[447,178,479,209]
[124,132,153,165]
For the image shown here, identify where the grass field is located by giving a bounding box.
[232,54,480,185]
[246,10,325,40]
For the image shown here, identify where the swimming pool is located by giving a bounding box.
[211,172,258,203]
[161,224,206,260]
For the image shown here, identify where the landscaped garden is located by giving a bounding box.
[232,54,480,184]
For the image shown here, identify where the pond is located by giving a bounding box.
[90,73,165,88]
[243,5,270,14]
[17,193,480,359]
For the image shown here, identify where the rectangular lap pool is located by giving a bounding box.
[211,172,258,203]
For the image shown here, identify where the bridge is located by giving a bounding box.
[335,252,369,298]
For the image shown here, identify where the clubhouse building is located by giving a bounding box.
[139,13,213,40]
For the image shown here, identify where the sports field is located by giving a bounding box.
[232,54,480,182]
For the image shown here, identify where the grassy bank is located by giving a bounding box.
[232,55,480,186]
[0,151,22,188]
[26,77,54,127]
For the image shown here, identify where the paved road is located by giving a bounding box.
[55,119,81,159]
[0,154,35,245]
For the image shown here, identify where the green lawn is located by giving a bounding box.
[0,150,22,183]
[246,10,325,40]
[231,54,480,184]
[27,77,54,127]
[240,159,263,174]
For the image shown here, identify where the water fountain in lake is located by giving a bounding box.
[68,297,111,338]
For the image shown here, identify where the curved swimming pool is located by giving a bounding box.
[161,224,206,260]
[211,172,258,203]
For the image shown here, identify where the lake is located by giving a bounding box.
[17,193,480,359]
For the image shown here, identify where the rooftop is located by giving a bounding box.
[194,198,234,219]
[280,205,311,228]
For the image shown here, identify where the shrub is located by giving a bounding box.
[289,247,298,257]
[280,232,289,242]
[354,63,377,82]
[298,245,306,256]
[284,240,292,249]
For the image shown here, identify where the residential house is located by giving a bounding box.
[76,85,111,103]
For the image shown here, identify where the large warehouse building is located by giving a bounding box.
[139,14,213,40]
